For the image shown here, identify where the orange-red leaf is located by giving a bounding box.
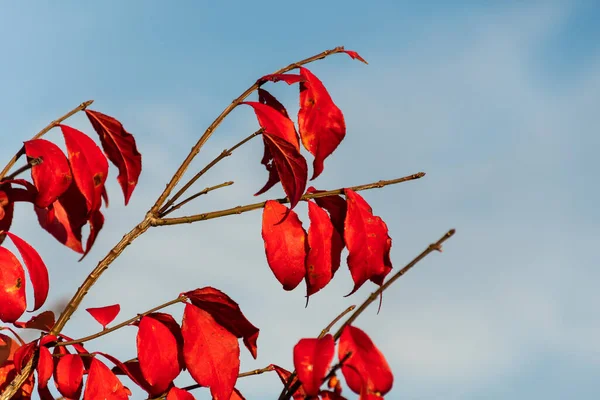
[60,124,109,213]
[137,315,181,395]
[262,201,307,291]
[343,50,368,64]
[23,138,72,208]
[0,247,25,322]
[258,74,305,85]
[298,67,346,180]
[231,387,246,400]
[6,232,49,311]
[306,201,344,297]
[85,109,142,205]
[338,326,393,396]
[182,304,240,400]
[271,364,306,400]
[343,189,392,295]
[37,345,53,389]
[167,387,196,400]
[13,310,55,331]
[86,304,120,329]
[84,358,130,400]
[184,287,259,359]
[320,390,349,400]
[13,340,36,373]
[55,353,84,399]
[293,334,335,396]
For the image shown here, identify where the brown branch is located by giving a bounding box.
[57,296,186,347]
[0,100,93,182]
[4,163,33,180]
[159,129,262,216]
[279,229,456,400]
[150,46,347,215]
[319,305,355,339]
[153,173,425,227]
[161,181,235,217]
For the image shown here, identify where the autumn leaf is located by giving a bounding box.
[36,345,53,389]
[271,364,306,400]
[0,189,13,244]
[54,353,85,399]
[13,310,55,331]
[305,201,344,297]
[343,50,368,64]
[84,358,131,400]
[86,304,120,329]
[262,200,307,291]
[258,74,305,85]
[81,208,104,260]
[185,287,259,359]
[137,315,181,395]
[293,334,335,396]
[298,67,346,180]
[0,247,26,322]
[343,189,392,295]
[167,387,196,400]
[182,304,240,400]
[60,124,109,213]
[338,325,393,396]
[306,187,347,243]
[85,109,142,205]
[12,340,36,373]
[23,138,72,208]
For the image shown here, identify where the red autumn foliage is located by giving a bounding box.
[84,358,130,400]
[85,304,121,329]
[293,334,335,396]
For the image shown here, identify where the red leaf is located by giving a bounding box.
[343,50,368,64]
[293,334,335,396]
[37,345,53,389]
[244,101,306,208]
[86,304,120,329]
[231,387,246,400]
[85,109,142,205]
[145,312,185,370]
[258,74,305,85]
[60,124,109,213]
[23,138,72,208]
[104,355,152,393]
[54,353,84,399]
[305,201,344,297]
[0,247,26,322]
[271,364,306,400]
[6,232,49,311]
[338,326,393,396]
[84,358,131,400]
[13,340,36,373]
[167,387,196,400]
[184,287,259,359]
[306,187,347,242]
[137,315,181,395]
[13,310,55,331]
[298,67,346,180]
[343,189,392,295]
[182,304,240,400]
[319,390,348,400]
[254,89,294,197]
[36,180,86,253]
[262,201,307,291]
[0,189,14,242]
[81,208,104,260]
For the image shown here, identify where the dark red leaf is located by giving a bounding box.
[13,340,36,373]
[85,109,142,205]
[81,208,104,260]
[104,354,152,393]
[298,67,346,180]
[13,310,55,331]
[271,364,306,400]
[6,232,49,311]
[54,353,84,399]
[0,189,14,243]
[262,200,307,291]
[167,387,196,400]
[306,187,347,242]
[338,325,393,396]
[258,88,290,118]
[86,304,120,329]
[23,138,72,208]
[343,189,392,295]
[231,387,246,400]
[37,345,53,389]
[305,201,343,297]
[293,334,335,396]
[137,315,181,395]
[0,247,26,322]
[182,303,240,400]
[60,124,109,213]
[343,50,368,64]
[84,358,131,400]
[319,390,348,400]
[184,287,259,359]
[258,74,305,85]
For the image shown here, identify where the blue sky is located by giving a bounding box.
[1,1,598,399]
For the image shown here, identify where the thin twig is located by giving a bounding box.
[159,129,262,216]
[0,100,93,182]
[150,46,347,216]
[153,173,425,226]
[279,229,456,400]
[161,181,234,217]
[319,305,355,339]
[57,296,186,347]
[4,163,33,180]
